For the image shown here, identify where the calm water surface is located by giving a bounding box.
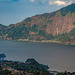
[0,40,75,72]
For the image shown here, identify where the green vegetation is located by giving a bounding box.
[73,22,75,25]
[7,26,29,39]
[0,69,12,75]
[60,4,75,16]
[5,58,48,71]
[0,70,50,75]
[0,24,7,36]
[38,30,46,36]
[30,24,38,32]
[56,71,75,75]
[25,17,31,22]
[0,58,51,75]
[44,34,54,40]
[42,25,47,29]
[69,28,75,36]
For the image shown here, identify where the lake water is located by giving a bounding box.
[0,40,75,72]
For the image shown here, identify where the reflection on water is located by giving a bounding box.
[0,40,75,72]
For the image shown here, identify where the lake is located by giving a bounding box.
[0,40,75,72]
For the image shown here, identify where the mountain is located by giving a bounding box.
[25,58,49,70]
[0,24,7,37]
[1,4,75,43]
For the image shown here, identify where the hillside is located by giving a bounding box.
[0,24,7,38]
[0,58,50,75]
[0,4,75,43]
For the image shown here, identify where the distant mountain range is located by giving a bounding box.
[0,4,75,43]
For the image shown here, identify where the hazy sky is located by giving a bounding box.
[0,0,74,25]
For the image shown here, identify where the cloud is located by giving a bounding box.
[54,1,66,5]
[29,0,74,6]
[49,0,72,6]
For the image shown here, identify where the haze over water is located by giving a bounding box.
[0,40,75,72]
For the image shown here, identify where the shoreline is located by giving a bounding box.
[18,39,75,45]
[0,39,75,45]
[18,39,61,43]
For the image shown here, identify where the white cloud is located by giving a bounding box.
[54,1,66,5]
[49,0,72,6]
[29,0,74,6]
